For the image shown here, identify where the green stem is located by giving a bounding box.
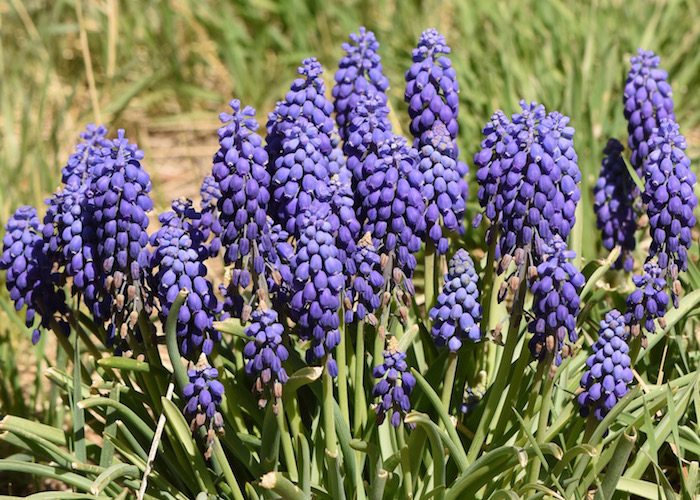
[440,351,459,417]
[323,366,338,454]
[337,307,350,428]
[528,362,554,483]
[425,240,437,310]
[164,291,189,392]
[72,328,86,463]
[276,400,299,481]
[396,425,413,499]
[353,321,367,436]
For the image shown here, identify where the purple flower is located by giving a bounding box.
[330,166,361,268]
[333,27,391,141]
[150,222,221,360]
[88,130,154,347]
[642,119,697,277]
[289,201,345,376]
[528,236,584,365]
[61,124,109,186]
[577,309,633,421]
[372,338,416,427]
[624,49,675,171]
[1,206,68,343]
[429,249,482,351]
[344,233,384,324]
[625,261,669,336]
[594,139,638,271]
[198,175,223,257]
[243,308,289,409]
[183,365,225,435]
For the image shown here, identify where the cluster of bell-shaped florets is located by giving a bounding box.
[88,130,154,348]
[267,58,337,233]
[594,139,638,271]
[212,100,281,304]
[625,261,670,337]
[358,134,425,292]
[642,119,697,278]
[61,124,109,185]
[183,365,225,444]
[150,213,221,360]
[161,198,220,258]
[329,166,361,267]
[474,101,581,277]
[196,175,223,257]
[528,236,585,365]
[577,309,634,421]
[243,307,289,411]
[372,337,416,427]
[1,206,69,344]
[429,249,482,351]
[333,27,391,141]
[624,49,675,171]
[289,201,345,376]
[344,233,384,324]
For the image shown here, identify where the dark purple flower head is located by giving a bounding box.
[150,222,221,360]
[594,139,638,271]
[243,308,289,410]
[405,29,459,152]
[89,130,153,346]
[289,201,345,376]
[429,249,482,351]
[61,124,109,186]
[183,365,225,436]
[528,236,584,365]
[474,102,581,274]
[358,134,425,293]
[577,309,633,421]
[625,261,669,336]
[345,233,384,324]
[642,119,697,277]
[372,337,416,428]
[1,206,68,343]
[624,49,675,170]
[333,27,391,141]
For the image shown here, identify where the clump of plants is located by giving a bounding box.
[1,29,698,499]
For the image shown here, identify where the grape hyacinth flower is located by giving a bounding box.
[642,119,697,278]
[183,365,225,447]
[333,27,391,141]
[577,310,633,421]
[593,139,638,271]
[212,100,278,297]
[358,135,425,292]
[150,222,221,359]
[243,307,289,410]
[198,175,223,257]
[88,130,154,346]
[429,249,482,351]
[344,233,384,324]
[61,124,109,186]
[289,202,345,376]
[624,49,675,171]
[372,337,416,427]
[625,261,670,337]
[1,206,69,344]
[528,236,585,365]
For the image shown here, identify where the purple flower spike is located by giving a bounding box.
[429,249,482,351]
[642,119,697,278]
[243,308,289,410]
[150,222,221,360]
[372,337,415,428]
[1,206,69,343]
[594,139,638,271]
[333,27,391,141]
[61,124,109,186]
[624,49,675,171]
[198,175,223,257]
[577,310,633,421]
[528,236,584,365]
[345,233,384,324]
[625,261,669,337]
[183,365,225,438]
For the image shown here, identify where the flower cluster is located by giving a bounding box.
[61,124,109,186]
[642,119,697,277]
[624,49,675,170]
[1,206,69,344]
[528,236,584,365]
[344,233,384,324]
[372,337,416,427]
[183,366,225,437]
[289,202,345,376]
[150,221,221,360]
[625,261,669,336]
[333,27,391,141]
[88,130,154,347]
[577,310,633,421]
[429,249,482,351]
[329,166,361,265]
[243,308,289,410]
[593,139,638,271]
[198,175,223,256]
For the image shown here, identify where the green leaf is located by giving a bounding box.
[90,463,139,495]
[597,428,637,500]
